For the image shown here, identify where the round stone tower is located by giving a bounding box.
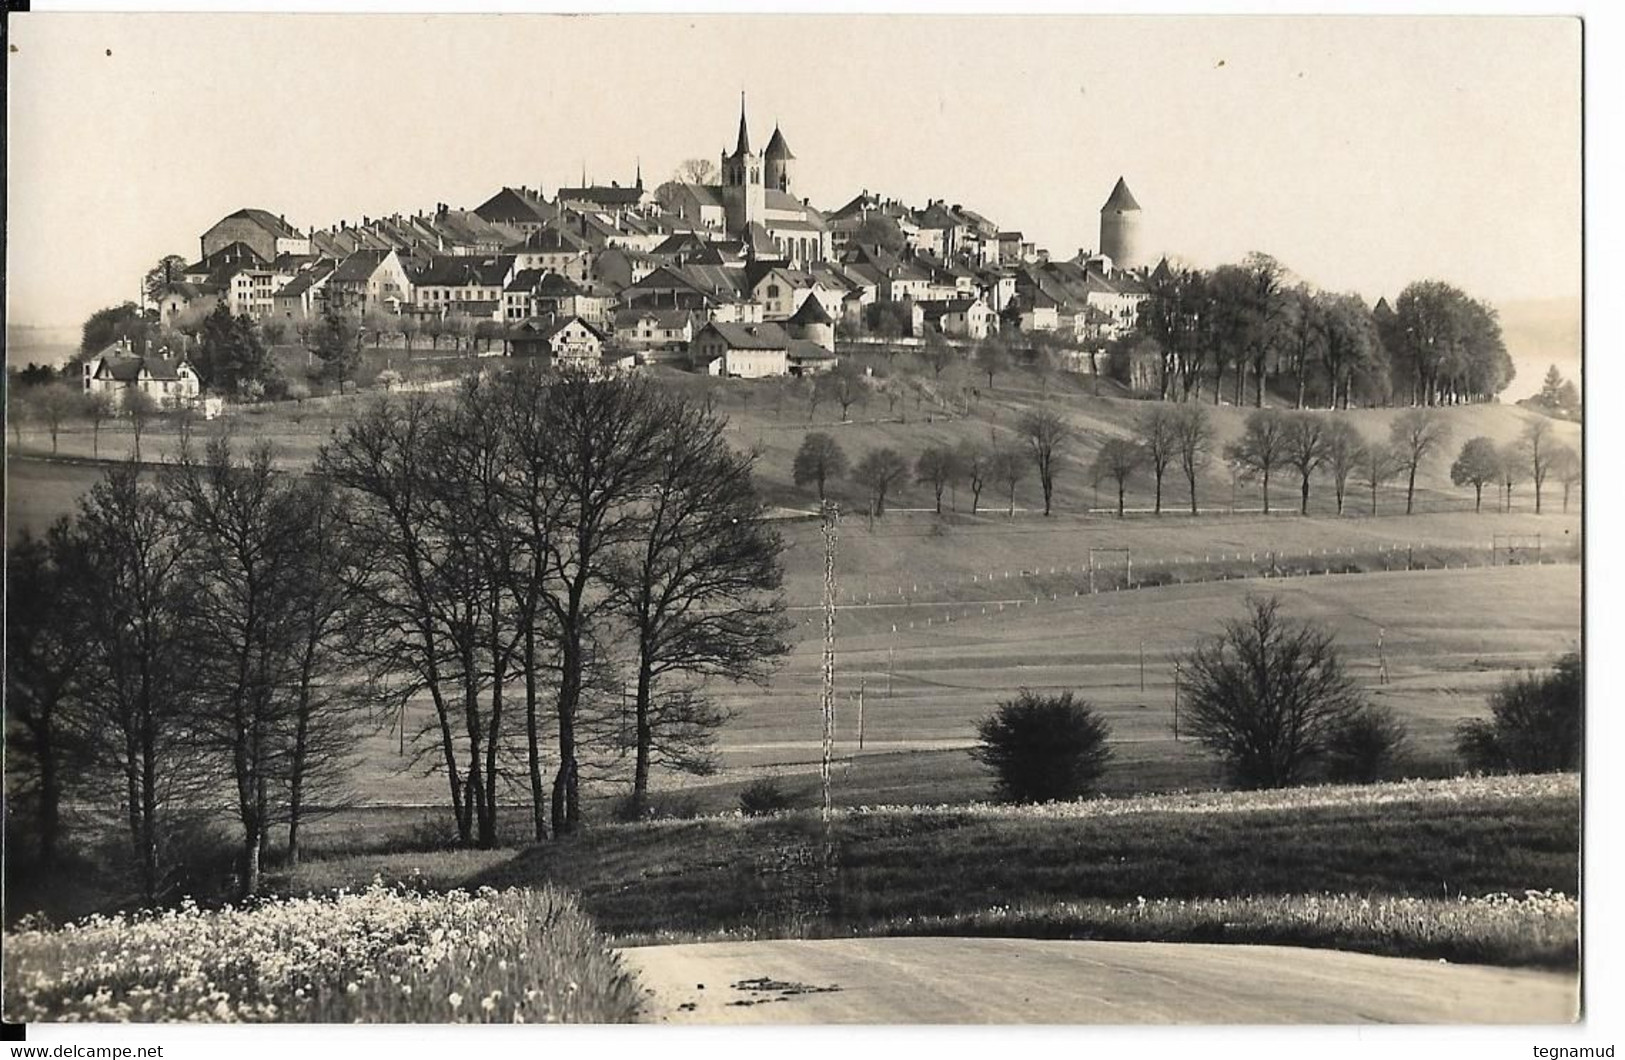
[1098,177,1143,270]
[764,124,796,195]
[788,294,835,352]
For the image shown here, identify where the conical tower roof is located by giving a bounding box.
[765,124,795,160]
[1101,177,1141,213]
[789,294,832,326]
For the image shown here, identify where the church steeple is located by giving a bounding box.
[733,92,752,157]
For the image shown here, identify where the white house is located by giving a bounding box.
[82,339,202,409]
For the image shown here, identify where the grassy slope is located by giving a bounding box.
[438,774,1576,967]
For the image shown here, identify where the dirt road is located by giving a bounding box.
[619,937,1578,1024]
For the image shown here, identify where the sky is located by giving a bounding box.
[6,13,1581,334]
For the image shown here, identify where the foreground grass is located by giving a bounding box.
[468,774,1578,968]
[2,882,640,1024]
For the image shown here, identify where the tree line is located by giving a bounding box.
[790,400,1575,521]
[6,368,789,903]
[1134,256,1514,409]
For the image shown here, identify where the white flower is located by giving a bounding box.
[448,992,464,1010]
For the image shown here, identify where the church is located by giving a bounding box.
[666,96,832,267]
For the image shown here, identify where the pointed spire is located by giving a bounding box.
[734,91,752,156]
[635,156,643,191]
[581,161,587,188]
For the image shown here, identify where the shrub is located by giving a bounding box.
[1179,596,1367,789]
[1323,704,1409,783]
[970,689,1113,803]
[1456,653,1582,774]
[738,778,797,817]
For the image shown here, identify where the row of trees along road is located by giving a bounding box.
[7,367,790,901]
[793,407,1072,518]
[1134,255,1513,409]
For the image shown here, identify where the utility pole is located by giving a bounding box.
[820,501,840,824]
[1378,626,1389,686]
[856,678,866,751]
[887,644,894,699]
[1139,638,1146,694]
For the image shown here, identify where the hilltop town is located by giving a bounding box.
[119,98,1155,392]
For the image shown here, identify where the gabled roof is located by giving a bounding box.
[414,254,515,288]
[532,315,609,344]
[91,349,191,383]
[475,186,555,225]
[787,340,836,363]
[219,208,303,240]
[1102,177,1141,213]
[699,321,791,351]
[677,183,724,209]
[765,124,795,160]
[329,249,394,284]
[743,222,778,258]
[614,307,693,331]
[513,225,589,255]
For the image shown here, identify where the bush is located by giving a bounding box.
[738,778,797,817]
[1179,596,1367,789]
[1323,704,1409,783]
[970,689,1113,803]
[1456,653,1582,774]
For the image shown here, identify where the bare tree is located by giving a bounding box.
[1020,407,1071,517]
[1135,405,1179,515]
[1091,438,1143,517]
[1179,596,1368,789]
[60,465,201,902]
[1389,408,1451,515]
[1225,409,1289,514]
[1360,443,1400,516]
[921,329,956,382]
[82,391,115,458]
[1498,442,1524,513]
[976,335,1010,390]
[1450,437,1503,514]
[1173,404,1213,515]
[957,440,988,514]
[852,447,910,517]
[123,388,158,461]
[990,445,1027,517]
[5,528,88,867]
[610,400,789,816]
[793,432,849,501]
[1281,413,1330,515]
[28,383,81,455]
[1320,420,1363,516]
[1548,444,1580,514]
[1522,417,1556,515]
[915,444,964,515]
[826,360,867,423]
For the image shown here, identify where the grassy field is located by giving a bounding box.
[270,774,1578,969]
[4,367,1583,819]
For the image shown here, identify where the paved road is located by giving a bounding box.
[619,937,1578,1025]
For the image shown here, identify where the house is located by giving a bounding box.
[920,297,994,341]
[507,315,608,368]
[81,338,201,408]
[272,261,337,322]
[692,321,791,378]
[593,246,660,289]
[509,226,593,282]
[157,282,223,326]
[787,339,839,376]
[201,208,310,263]
[322,249,413,316]
[612,307,695,351]
[412,255,516,319]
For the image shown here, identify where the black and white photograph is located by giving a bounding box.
[0,4,1607,1051]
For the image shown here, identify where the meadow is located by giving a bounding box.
[2,882,641,1023]
[273,774,1579,970]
